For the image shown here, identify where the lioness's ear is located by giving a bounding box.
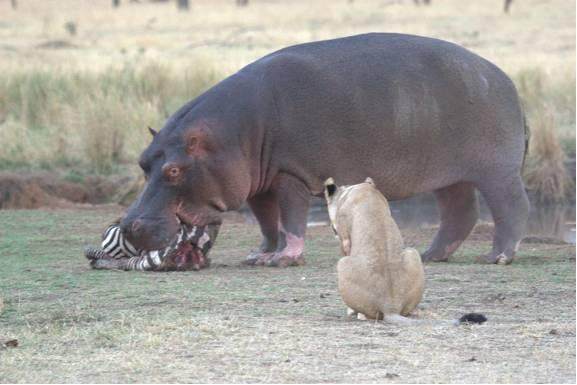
[365,177,375,185]
[324,177,337,198]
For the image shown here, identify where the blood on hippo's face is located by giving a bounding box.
[120,118,251,251]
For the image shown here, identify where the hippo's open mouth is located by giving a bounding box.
[141,220,219,271]
[85,219,220,271]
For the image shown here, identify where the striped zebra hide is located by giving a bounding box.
[84,222,220,271]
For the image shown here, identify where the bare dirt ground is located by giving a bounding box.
[0,206,574,383]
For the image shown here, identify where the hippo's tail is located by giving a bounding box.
[522,110,531,171]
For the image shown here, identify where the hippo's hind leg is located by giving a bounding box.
[422,182,479,262]
[243,191,280,265]
[476,174,529,264]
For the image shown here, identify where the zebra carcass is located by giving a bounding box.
[84,221,220,271]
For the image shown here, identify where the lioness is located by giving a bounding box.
[324,177,486,325]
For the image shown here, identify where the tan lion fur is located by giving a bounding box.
[324,177,425,321]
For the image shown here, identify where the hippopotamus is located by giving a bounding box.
[121,33,529,266]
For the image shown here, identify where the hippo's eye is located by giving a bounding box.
[168,167,180,177]
[162,164,183,183]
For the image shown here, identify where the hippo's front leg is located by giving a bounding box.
[243,191,280,265]
[246,174,310,268]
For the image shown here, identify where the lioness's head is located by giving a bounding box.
[323,177,376,235]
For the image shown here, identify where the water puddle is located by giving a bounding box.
[243,194,576,244]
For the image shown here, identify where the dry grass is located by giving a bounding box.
[0,0,574,176]
[516,68,574,202]
[0,63,220,172]
[0,207,575,383]
[524,107,569,202]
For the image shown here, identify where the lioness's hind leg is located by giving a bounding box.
[401,248,425,315]
[337,256,382,320]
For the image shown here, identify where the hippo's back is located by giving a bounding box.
[244,33,525,198]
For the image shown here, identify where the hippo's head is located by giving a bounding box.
[121,115,253,251]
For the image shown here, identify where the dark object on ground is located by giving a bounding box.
[459,313,488,324]
[120,33,529,268]
[35,40,79,49]
[1,339,19,349]
[64,21,77,37]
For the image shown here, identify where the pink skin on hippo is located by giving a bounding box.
[120,33,529,266]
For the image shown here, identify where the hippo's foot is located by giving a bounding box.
[476,252,514,265]
[265,251,305,267]
[421,240,463,263]
[421,249,450,263]
[421,251,449,263]
[242,251,274,266]
[242,250,305,267]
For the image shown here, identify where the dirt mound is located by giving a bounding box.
[0,172,127,209]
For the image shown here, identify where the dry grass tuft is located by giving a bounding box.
[516,68,573,202]
[524,108,569,203]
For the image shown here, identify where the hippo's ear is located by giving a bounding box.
[324,177,337,198]
[185,129,211,158]
[364,177,375,185]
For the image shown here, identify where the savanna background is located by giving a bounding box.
[0,0,575,383]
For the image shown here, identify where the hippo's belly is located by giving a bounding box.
[259,34,524,198]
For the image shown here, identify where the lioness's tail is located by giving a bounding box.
[382,312,487,327]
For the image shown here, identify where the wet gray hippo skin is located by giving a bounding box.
[121,33,529,266]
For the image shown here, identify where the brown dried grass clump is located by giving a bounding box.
[516,69,571,203]
[523,108,568,203]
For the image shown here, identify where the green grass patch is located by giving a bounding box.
[0,209,574,383]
